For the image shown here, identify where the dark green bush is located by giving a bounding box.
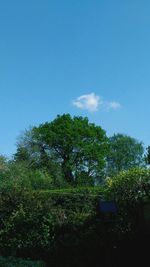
[105,168,150,235]
[0,162,54,191]
[0,256,45,267]
[106,167,150,202]
[0,178,149,266]
[0,187,105,265]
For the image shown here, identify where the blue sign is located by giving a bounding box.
[99,201,117,214]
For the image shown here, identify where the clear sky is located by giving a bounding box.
[0,0,150,157]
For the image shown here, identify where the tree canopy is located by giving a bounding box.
[106,133,145,176]
[15,114,109,185]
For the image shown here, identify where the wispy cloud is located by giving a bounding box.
[105,101,121,110]
[73,93,121,112]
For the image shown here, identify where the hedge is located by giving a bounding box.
[0,256,45,267]
[0,181,148,266]
[0,187,107,266]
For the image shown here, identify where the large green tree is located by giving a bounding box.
[106,134,145,176]
[15,114,108,185]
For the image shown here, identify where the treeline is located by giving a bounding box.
[0,113,148,190]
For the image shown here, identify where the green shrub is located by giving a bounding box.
[0,163,53,191]
[0,256,45,267]
[0,179,149,266]
[0,187,104,261]
[106,167,150,202]
[105,168,150,235]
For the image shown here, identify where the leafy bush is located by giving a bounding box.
[0,256,45,267]
[106,167,150,202]
[0,176,149,266]
[105,168,150,235]
[0,162,53,191]
[0,187,105,265]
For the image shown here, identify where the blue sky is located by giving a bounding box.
[0,0,150,156]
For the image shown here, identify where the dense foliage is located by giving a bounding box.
[106,134,145,176]
[0,187,106,266]
[0,114,149,266]
[105,168,150,235]
[106,167,150,202]
[0,257,45,267]
[0,161,54,192]
[145,145,150,165]
[0,179,149,266]
[15,114,109,186]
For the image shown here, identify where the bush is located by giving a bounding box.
[105,168,150,235]
[0,187,105,265]
[106,167,150,202]
[0,178,149,266]
[0,256,45,267]
[0,162,53,191]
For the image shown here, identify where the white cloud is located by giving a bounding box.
[73,93,121,112]
[73,93,101,112]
